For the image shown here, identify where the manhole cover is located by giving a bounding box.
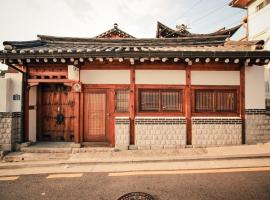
[117,192,155,200]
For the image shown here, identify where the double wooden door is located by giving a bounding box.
[83,89,113,143]
[38,84,75,142]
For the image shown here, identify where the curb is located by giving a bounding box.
[1,153,270,170]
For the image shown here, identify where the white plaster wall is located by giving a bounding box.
[135,70,186,84]
[29,86,37,142]
[247,0,270,41]
[5,73,22,112]
[80,70,130,84]
[191,71,240,85]
[68,65,79,81]
[0,78,10,112]
[245,66,265,109]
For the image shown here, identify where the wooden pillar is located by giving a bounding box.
[240,65,246,144]
[186,65,192,145]
[129,66,135,145]
[79,92,84,143]
[74,91,80,143]
[24,86,30,142]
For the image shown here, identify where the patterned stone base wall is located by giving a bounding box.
[115,117,130,149]
[0,112,22,151]
[192,118,242,147]
[135,117,186,149]
[246,109,270,144]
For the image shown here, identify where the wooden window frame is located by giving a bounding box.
[115,89,130,113]
[136,85,185,116]
[191,86,240,117]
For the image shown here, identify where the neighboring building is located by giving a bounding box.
[0,22,269,150]
[0,69,22,151]
[230,0,270,107]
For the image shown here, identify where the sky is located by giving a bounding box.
[0,0,246,45]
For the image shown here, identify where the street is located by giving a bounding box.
[0,169,270,200]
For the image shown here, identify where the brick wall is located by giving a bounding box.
[135,117,186,149]
[115,117,130,149]
[0,112,22,151]
[246,109,270,144]
[192,118,242,147]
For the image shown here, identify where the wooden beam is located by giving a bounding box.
[24,75,30,142]
[240,65,245,144]
[79,92,84,143]
[186,65,192,145]
[129,66,135,145]
[73,91,80,143]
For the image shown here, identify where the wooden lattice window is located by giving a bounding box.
[139,89,182,112]
[115,89,129,112]
[193,89,238,114]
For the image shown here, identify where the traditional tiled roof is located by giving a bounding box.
[156,21,242,38]
[96,23,135,38]
[0,24,269,66]
[229,0,253,9]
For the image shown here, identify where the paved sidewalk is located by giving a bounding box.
[1,143,270,168]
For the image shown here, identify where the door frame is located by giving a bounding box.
[83,88,114,144]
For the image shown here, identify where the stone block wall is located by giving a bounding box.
[192,118,242,147]
[0,112,22,151]
[246,109,270,144]
[135,117,186,149]
[114,117,130,149]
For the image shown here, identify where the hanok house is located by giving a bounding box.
[0,22,270,150]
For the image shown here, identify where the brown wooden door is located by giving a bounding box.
[84,90,110,142]
[38,84,75,142]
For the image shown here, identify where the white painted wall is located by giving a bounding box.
[247,0,270,98]
[245,66,265,109]
[191,71,240,85]
[29,86,37,142]
[68,65,79,81]
[135,70,186,84]
[0,73,22,112]
[247,0,270,41]
[5,73,22,112]
[0,78,10,112]
[80,70,130,84]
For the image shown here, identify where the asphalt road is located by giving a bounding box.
[0,171,270,200]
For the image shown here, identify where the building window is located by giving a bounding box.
[139,89,182,112]
[193,89,238,114]
[115,89,129,112]
[256,0,270,12]
[13,94,20,101]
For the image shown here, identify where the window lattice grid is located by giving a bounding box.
[140,90,160,111]
[161,91,182,111]
[194,89,237,113]
[195,90,213,112]
[115,90,129,113]
[139,89,182,112]
[216,91,236,112]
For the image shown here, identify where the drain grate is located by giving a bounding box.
[117,192,155,200]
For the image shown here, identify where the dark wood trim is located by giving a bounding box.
[135,64,185,70]
[136,112,185,117]
[191,63,240,71]
[186,65,192,145]
[130,66,135,145]
[83,84,130,89]
[136,84,185,89]
[24,85,30,142]
[240,65,245,144]
[109,89,115,147]
[73,92,80,143]
[28,79,73,83]
[79,92,84,143]
[191,87,240,117]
